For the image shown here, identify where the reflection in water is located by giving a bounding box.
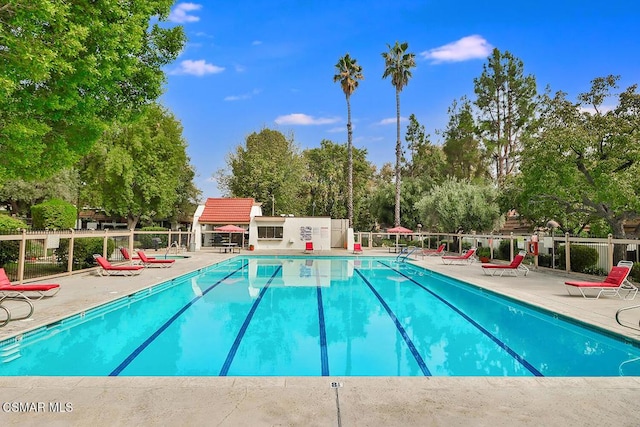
[2,256,640,376]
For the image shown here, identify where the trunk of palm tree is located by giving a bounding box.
[394,89,401,227]
[346,96,353,228]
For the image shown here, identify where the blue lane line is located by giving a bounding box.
[317,286,329,376]
[354,269,431,376]
[379,261,543,377]
[110,262,248,376]
[219,266,282,376]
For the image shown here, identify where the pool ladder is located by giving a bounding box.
[396,246,418,262]
[615,304,640,332]
[165,241,182,257]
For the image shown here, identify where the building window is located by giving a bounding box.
[257,226,283,239]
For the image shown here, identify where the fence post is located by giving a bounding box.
[103,229,109,258]
[607,233,614,270]
[68,229,75,274]
[510,232,514,261]
[472,230,477,249]
[128,229,135,257]
[17,229,27,283]
[565,232,571,274]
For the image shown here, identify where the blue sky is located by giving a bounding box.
[160,1,640,199]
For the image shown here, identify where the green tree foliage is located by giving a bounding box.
[557,245,599,273]
[513,75,640,244]
[442,97,488,181]
[474,49,537,185]
[404,114,446,186]
[218,128,305,215]
[81,103,194,229]
[302,140,373,229]
[415,178,502,233]
[382,41,416,226]
[333,53,364,228]
[0,215,27,266]
[0,168,80,217]
[0,0,185,182]
[31,199,76,229]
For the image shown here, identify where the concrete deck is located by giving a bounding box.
[1,249,639,426]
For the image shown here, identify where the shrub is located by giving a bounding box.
[0,215,27,267]
[138,227,168,249]
[557,244,599,273]
[56,237,116,268]
[538,253,553,268]
[476,246,491,259]
[496,239,512,260]
[31,199,77,229]
[631,263,640,283]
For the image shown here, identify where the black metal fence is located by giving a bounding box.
[0,229,193,283]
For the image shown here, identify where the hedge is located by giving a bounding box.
[31,199,77,229]
[557,244,599,273]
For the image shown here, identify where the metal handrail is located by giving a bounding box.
[615,304,640,332]
[396,246,418,262]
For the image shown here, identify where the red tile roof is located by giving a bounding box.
[198,198,255,224]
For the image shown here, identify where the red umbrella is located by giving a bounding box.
[214,224,247,248]
[214,224,246,233]
[387,226,413,233]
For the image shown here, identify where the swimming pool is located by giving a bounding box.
[1,256,639,376]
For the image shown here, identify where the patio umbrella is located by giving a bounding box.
[387,226,413,233]
[387,226,413,246]
[214,224,247,247]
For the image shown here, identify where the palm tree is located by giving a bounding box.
[382,41,416,227]
[333,54,364,228]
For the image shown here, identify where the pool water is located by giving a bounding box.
[1,256,640,376]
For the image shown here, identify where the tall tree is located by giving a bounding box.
[442,97,488,181]
[0,0,185,183]
[81,104,193,229]
[302,140,373,230]
[474,48,537,186]
[382,41,416,226]
[513,75,640,261]
[333,53,364,228]
[217,128,305,215]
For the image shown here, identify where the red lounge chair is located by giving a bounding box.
[442,247,477,265]
[94,255,144,276]
[304,242,314,254]
[564,262,637,300]
[353,243,363,254]
[137,251,175,267]
[421,244,445,257]
[0,268,60,300]
[481,251,529,277]
[120,247,155,263]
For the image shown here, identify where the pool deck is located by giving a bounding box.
[1,249,639,426]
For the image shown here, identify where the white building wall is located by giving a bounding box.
[249,216,332,251]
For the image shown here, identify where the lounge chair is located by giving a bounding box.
[137,251,175,267]
[93,255,144,276]
[353,243,363,254]
[481,251,529,277]
[304,242,314,254]
[442,247,477,265]
[421,244,445,257]
[564,261,637,300]
[0,268,60,300]
[119,247,155,263]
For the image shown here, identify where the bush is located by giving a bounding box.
[538,253,553,268]
[56,237,116,268]
[138,227,168,249]
[0,215,27,267]
[557,244,599,273]
[31,199,77,229]
[631,263,640,283]
[496,240,512,260]
[476,246,491,259]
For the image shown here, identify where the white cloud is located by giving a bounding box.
[378,117,408,125]
[234,64,246,73]
[421,35,493,64]
[252,40,263,46]
[170,59,224,76]
[169,3,202,23]
[224,89,261,101]
[327,126,346,133]
[580,105,615,115]
[274,113,340,125]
